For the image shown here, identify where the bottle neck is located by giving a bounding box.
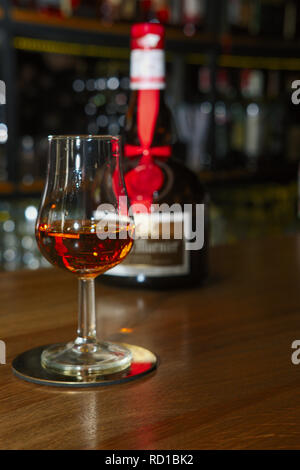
[130,48,166,91]
[126,88,172,150]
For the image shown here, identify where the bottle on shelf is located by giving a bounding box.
[263,70,285,168]
[19,135,36,185]
[12,1,37,8]
[102,22,209,289]
[256,0,286,38]
[226,0,290,38]
[182,0,206,33]
[175,65,213,172]
[97,0,122,22]
[241,69,265,170]
[152,0,170,24]
[170,0,181,25]
[73,0,97,18]
[226,0,254,35]
[195,66,213,172]
[214,69,233,171]
[120,0,137,22]
[36,0,68,17]
[136,0,156,21]
[283,0,298,40]
[229,69,247,170]
[0,81,7,182]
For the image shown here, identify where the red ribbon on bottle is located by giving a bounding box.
[123,90,171,212]
[124,144,171,159]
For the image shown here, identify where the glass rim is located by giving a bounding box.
[48,134,120,141]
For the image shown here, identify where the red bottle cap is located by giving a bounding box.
[131,23,165,50]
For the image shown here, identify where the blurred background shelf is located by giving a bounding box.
[5,8,300,61]
[9,7,215,53]
[0,181,14,194]
[0,180,44,196]
[0,1,298,186]
[219,33,300,58]
[0,0,299,272]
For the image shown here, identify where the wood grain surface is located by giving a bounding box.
[1,234,300,449]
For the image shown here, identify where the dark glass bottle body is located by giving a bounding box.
[103,90,209,289]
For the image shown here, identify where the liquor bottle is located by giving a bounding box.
[241,69,265,170]
[120,0,137,22]
[254,0,285,37]
[229,69,246,169]
[283,0,300,40]
[12,0,37,8]
[264,71,285,167]
[74,0,96,18]
[0,80,7,182]
[193,66,213,171]
[103,23,209,289]
[182,0,205,27]
[136,0,156,21]
[214,69,232,170]
[152,0,170,24]
[36,0,66,17]
[98,0,122,22]
[226,0,253,35]
[170,0,181,25]
[175,66,213,172]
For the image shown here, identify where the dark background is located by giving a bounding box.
[0,0,299,271]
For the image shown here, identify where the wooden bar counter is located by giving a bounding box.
[1,234,300,449]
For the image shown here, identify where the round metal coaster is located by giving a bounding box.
[12,343,158,388]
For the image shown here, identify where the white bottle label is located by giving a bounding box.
[106,212,190,277]
[130,50,166,90]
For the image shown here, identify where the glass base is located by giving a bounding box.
[12,344,158,387]
[41,340,132,377]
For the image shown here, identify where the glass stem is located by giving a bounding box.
[76,278,97,346]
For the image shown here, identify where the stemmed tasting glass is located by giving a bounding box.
[35,135,134,377]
